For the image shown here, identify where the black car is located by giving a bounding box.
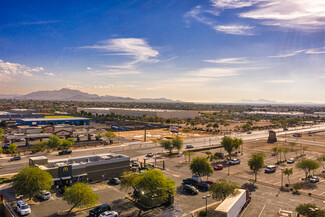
[59,149,72,155]
[89,204,112,217]
[197,182,210,191]
[109,178,121,185]
[186,145,194,149]
[183,184,199,195]
[182,178,198,186]
[214,152,224,159]
[11,156,21,161]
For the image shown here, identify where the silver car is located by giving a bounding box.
[38,191,51,200]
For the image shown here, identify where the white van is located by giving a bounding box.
[265,165,277,173]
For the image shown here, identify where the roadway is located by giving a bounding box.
[1,123,325,176]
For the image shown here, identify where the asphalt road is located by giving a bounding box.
[1,124,325,177]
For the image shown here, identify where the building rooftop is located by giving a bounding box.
[18,117,89,121]
[46,153,129,168]
[30,156,48,161]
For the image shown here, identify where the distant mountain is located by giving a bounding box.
[235,99,282,104]
[0,94,20,99]
[0,88,181,103]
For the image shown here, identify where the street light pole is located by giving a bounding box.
[202,194,211,215]
[281,168,284,190]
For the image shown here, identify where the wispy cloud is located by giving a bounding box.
[0,59,43,81]
[6,20,60,27]
[82,38,159,64]
[265,80,295,84]
[184,5,253,35]
[95,69,142,77]
[211,0,256,9]
[186,67,241,78]
[270,47,325,58]
[44,72,54,76]
[239,0,325,30]
[213,25,254,35]
[203,57,250,64]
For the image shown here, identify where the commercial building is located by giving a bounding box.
[243,111,308,118]
[0,109,44,121]
[16,117,90,126]
[78,107,199,119]
[29,153,130,187]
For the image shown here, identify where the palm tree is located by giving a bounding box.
[283,168,293,185]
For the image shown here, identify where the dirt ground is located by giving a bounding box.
[118,128,213,142]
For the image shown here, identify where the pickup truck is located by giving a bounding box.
[59,149,72,155]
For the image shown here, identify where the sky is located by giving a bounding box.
[1,0,325,103]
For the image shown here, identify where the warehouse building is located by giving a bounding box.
[16,117,90,126]
[29,153,130,187]
[78,107,199,119]
[0,109,44,121]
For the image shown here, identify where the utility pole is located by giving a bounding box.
[144,128,146,142]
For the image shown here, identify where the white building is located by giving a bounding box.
[77,107,199,119]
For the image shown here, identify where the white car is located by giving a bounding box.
[16,200,31,216]
[99,211,119,217]
[37,191,51,200]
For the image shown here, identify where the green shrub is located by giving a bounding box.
[199,210,207,216]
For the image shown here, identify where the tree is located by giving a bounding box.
[120,171,140,191]
[63,182,99,214]
[105,131,116,143]
[205,151,212,159]
[293,183,302,193]
[0,128,4,136]
[47,135,61,149]
[0,120,8,128]
[95,133,102,141]
[282,147,290,161]
[183,151,194,163]
[296,159,320,182]
[221,137,235,159]
[0,147,3,154]
[248,152,265,183]
[283,168,293,185]
[11,166,52,199]
[209,179,239,201]
[317,154,325,172]
[135,169,176,205]
[160,140,173,155]
[61,139,73,149]
[296,203,325,217]
[271,147,279,163]
[289,142,297,152]
[32,141,47,152]
[8,143,17,154]
[233,138,243,152]
[172,136,183,152]
[189,156,213,179]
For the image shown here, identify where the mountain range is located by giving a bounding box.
[0,88,182,103]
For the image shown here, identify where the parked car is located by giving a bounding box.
[186,145,194,149]
[99,211,119,217]
[2,143,10,149]
[287,158,295,164]
[178,152,183,157]
[131,162,140,167]
[89,204,112,217]
[11,156,21,161]
[204,180,215,185]
[59,149,72,155]
[310,176,319,183]
[16,200,31,216]
[214,164,223,170]
[197,182,210,191]
[109,178,121,185]
[247,132,252,134]
[229,159,240,165]
[146,152,154,157]
[214,152,224,159]
[182,178,199,186]
[265,165,277,173]
[183,184,199,195]
[37,191,51,200]
[144,163,155,169]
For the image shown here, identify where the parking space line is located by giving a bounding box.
[258,203,268,217]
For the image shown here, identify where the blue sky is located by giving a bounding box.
[1,0,325,103]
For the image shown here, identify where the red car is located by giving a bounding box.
[214,164,223,170]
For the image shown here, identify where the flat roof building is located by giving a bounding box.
[78,107,199,119]
[16,117,90,126]
[29,153,130,187]
[0,109,44,121]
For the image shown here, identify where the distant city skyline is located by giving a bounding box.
[1,0,325,103]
